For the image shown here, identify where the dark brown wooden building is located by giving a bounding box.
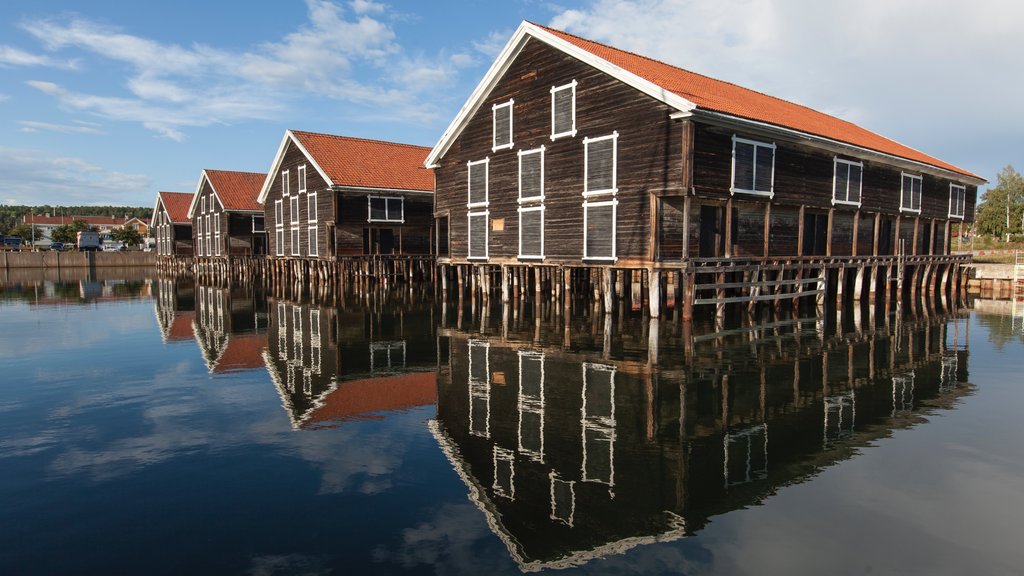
[257,130,434,260]
[426,22,986,313]
[188,169,267,258]
[152,191,194,257]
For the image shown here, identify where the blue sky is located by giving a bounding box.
[0,0,1019,207]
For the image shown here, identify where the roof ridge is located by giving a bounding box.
[204,168,266,176]
[290,129,431,151]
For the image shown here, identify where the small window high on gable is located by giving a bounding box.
[949,184,966,219]
[901,173,922,213]
[492,99,514,152]
[584,132,618,197]
[298,165,307,193]
[731,136,775,197]
[833,158,863,206]
[550,81,577,140]
[282,170,290,197]
[468,158,489,207]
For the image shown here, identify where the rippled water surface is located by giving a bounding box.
[1,275,1023,575]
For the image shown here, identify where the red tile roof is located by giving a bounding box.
[22,214,128,226]
[537,24,980,180]
[292,131,433,192]
[158,192,193,224]
[304,372,437,427]
[206,170,265,212]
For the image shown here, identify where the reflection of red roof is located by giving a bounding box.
[158,192,193,224]
[215,333,268,373]
[305,372,437,426]
[292,131,433,192]
[537,24,980,180]
[206,170,265,212]
[168,312,195,342]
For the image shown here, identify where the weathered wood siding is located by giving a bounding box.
[433,37,684,266]
[263,142,334,259]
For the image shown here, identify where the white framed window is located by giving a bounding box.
[308,223,318,256]
[291,227,300,256]
[492,99,513,152]
[290,195,300,255]
[307,191,317,223]
[274,200,284,256]
[298,165,307,194]
[518,205,544,260]
[583,199,617,261]
[900,173,922,213]
[949,183,966,219]
[550,80,577,140]
[833,158,863,206]
[368,196,405,223]
[583,132,618,197]
[467,211,489,260]
[281,170,290,197]
[214,213,221,256]
[201,196,206,214]
[518,147,545,202]
[205,215,212,257]
[467,158,489,208]
[731,135,776,197]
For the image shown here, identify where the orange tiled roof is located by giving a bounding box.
[304,372,437,426]
[205,170,265,212]
[537,24,980,180]
[158,192,193,224]
[292,131,433,192]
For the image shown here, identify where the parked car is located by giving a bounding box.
[49,242,65,251]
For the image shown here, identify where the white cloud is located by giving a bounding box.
[17,0,459,140]
[0,45,77,69]
[0,147,150,205]
[473,29,513,58]
[0,93,10,103]
[548,0,1024,185]
[17,120,106,135]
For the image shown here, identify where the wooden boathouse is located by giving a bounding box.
[426,22,986,317]
[152,191,194,257]
[188,169,267,260]
[256,130,435,285]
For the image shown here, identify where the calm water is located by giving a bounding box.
[1,274,1023,575]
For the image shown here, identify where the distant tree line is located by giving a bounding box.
[0,205,151,236]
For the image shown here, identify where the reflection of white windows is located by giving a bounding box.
[583,200,617,261]
[823,391,855,448]
[492,446,516,499]
[581,363,616,492]
[833,158,863,206]
[724,423,768,487]
[370,341,406,372]
[549,471,576,526]
[949,184,966,219]
[731,135,775,197]
[468,340,490,438]
[550,80,577,140]
[518,351,545,461]
[492,99,513,152]
[940,353,958,392]
[368,196,405,223]
[276,302,288,360]
[298,165,306,193]
[275,200,284,256]
[892,371,915,415]
[310,308,321,375]
[900,173,922,213]
[583,132,618,197]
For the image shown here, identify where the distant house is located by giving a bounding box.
[256,130,433,259]
[151,191,194,256]
[124,217,150,237]
[187,170,267,257]
[20,214,133,246]
[426,21,985,270]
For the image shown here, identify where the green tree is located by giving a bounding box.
[9,223,44,243]
[50,224,77,244]
[110,226,143,247]
[975,165,1024,237]
[71,219,97,232]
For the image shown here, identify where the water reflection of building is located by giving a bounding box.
[154,277,196,343]
[431,311,971,571]
[263,298,439,429]
[192,283,269,373]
